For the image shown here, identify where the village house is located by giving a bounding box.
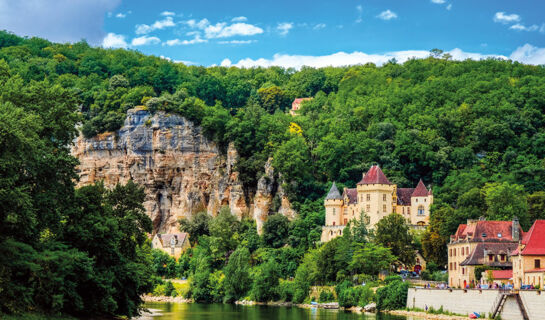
[447,217,522,288]
[321,165,432,242]
[480,269,513,287]
[289,97,312,116]
[151,232,190,259]
[512,220,545,289]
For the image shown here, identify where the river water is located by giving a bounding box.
[142,302,420,320]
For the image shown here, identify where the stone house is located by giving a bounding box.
[447,218,522,288]
[151,232,190,259]
[289,97,312,116]
[512,220,545,289]
[321,165,432,242]
[480,269,513,287]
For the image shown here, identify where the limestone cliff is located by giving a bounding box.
[72,108,295,233]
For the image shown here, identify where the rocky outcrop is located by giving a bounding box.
[72,107,294,233]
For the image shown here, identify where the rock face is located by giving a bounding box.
[72,108,294,233]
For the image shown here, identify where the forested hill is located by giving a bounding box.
[2,30,545,265]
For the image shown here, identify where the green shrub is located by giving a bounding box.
[164,281,176,297]
[279,280,295,302]
[384,275,403,284]
[376,280,409,311]
[318,290,335,303]
[335,280,375,308]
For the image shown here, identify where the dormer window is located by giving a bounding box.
[482,233,487,238]
[488,254,494,262]
[497,233,502,238]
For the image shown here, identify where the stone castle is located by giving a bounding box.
[321,165,432,242]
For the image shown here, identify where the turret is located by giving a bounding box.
[512,216,520,242]
[325,182,343,226]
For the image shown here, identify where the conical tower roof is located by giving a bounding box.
[325,182,342,200]
[412,179,429,197]
[357,165,392,185]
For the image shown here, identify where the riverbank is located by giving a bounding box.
[141,294,192,303]
[387,310,467,320]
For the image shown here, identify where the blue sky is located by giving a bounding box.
[1,0,545,67]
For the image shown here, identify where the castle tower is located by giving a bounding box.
[409,179,433,226]
[356,165,396,227]
[324,182,343,226]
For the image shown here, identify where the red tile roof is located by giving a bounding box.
[452,220,522,243]
[291,98,312,111]
[397,188,414,205]
[513,220,545,256]
[343,188,358,204]
[412,179,429,197]
[357,165,392,185]
[157,233,188,248]
[491,270,513,279]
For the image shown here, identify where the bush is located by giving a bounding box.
[335,281,375,308]
[278,280,295,302]
[384,275,403,284]
[376,280,409,311]
[164,281,176,297]
[318,290,335,303]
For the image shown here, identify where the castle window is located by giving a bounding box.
[535,259,541,269]
[332,208,336,215]
[383,194,386,201]
[415,198,418,203]
[407,207,410,214]
[366,194,370,201]
[383,204,386,213]
[424,198,426,202]
[417,205,425,216]
[344,218,348,225]
[366,204,370,212]
[333,221,335,226]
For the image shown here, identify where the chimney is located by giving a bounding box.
[512,216,520,242]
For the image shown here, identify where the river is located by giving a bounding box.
[141,302,422,320]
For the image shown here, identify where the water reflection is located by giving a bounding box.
[141,302,417,320]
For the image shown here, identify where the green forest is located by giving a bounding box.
[2,29,545,317]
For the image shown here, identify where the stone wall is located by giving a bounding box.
[405,288,545,320]
[72,108,295,234]
[520,291,545,320]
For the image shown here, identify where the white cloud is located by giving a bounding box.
[220,58,232,67]
[228,48,508,69]
[356,5,363,23]
[231,16,247,22]
[510,44,545,65]
[509,23,539,32]
[446,4,452,10]
[184,18,262,39]
[431,0,445,3]
[163,35,207,46]
[313,23,326,30]
[102,32,127,48]
[0,0,121,44]
[377,10,397,21]
[185,18,210,30]
[160,55,193,65]
[493,12,521,24]
[116,12,126,18]
[161,11,175,16]
[277,22,293,36]
[205,22,263,38]
[131,35,160,46]
[135,16,175,34]
[218,39,256,44]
